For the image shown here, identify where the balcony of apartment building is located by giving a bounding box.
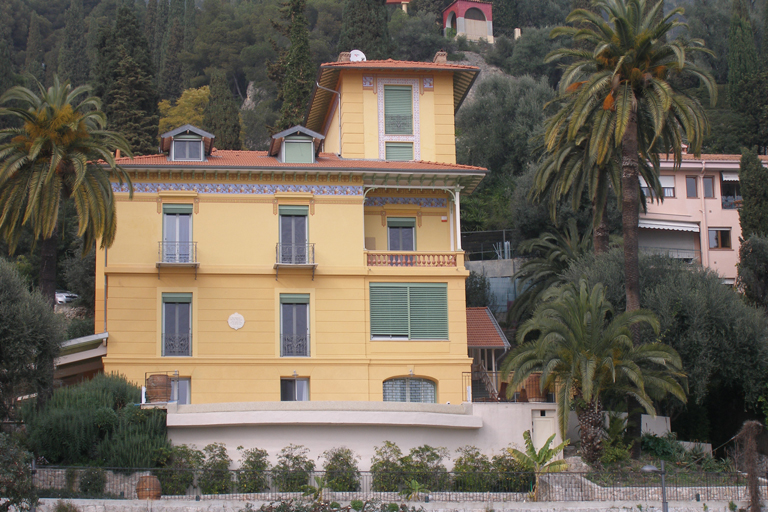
[462,368,556,403]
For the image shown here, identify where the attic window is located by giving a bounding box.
[283,135,314,164]
[172,135,204,161]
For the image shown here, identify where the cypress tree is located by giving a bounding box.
[158,19,184,101]
[270,0,315,131]
[154,0,169,74]
[203,70,241,149]
[24,13,46,86]
[338,0,391,60]
[739,147,768,236]
[58,0,89,87]
[110,45,160,155]
[728,0,758,106]
[144,0,158,61]
[169,0,184,24]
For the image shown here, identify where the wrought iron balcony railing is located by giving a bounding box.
[640,246,701,263]
[722,196,742,210]
[163,333,191,357]
[158,241,198,264]
[281,334,309,357]
[276,243,315,265]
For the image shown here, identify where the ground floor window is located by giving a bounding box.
[172,378,191,404]
[281,378,309,401]
[383,377,436,403]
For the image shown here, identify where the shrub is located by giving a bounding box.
[273,444,315,492]
[322,447,361,492]
[641,434,685,461]
[153,444,204,496]
[54,501,80,512]
[238,447,270,493]
[199,443,233,495]
[0,433,37,512]
[350,500,364,511]
[600,445,631,464]
[78,468,106,496]
[401,445,450,491]
[370,441,405,492]
[491,449,534,492]
[452,446,494,492]
[66,318,94,340]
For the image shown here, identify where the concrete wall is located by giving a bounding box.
[565,412,670,444]
[165,401,559,470]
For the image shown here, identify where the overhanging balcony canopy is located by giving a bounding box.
[638,219,700,232]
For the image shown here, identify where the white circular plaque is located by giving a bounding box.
[228,313,245,330]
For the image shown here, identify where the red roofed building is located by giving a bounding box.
[443,0,494,43]
[386,0,410,12]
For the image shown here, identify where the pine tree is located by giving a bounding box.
[203,70,241,149]
[144,0,158,61]
[728,0,758,106]
[24,13,45,86]
[58,0,89,87]
[169,0,184,24]
[739,147,768,236]
[110,46,161,155]
[158,19,184,101]
[338,0,391,60]
[270,0,315,131]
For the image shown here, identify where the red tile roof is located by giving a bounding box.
[113,150,487,173]
[319,59,479,71]
[466,307,510,349]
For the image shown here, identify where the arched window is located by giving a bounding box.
[383,377,436,403]
[465,8,486,21]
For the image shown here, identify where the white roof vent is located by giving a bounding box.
[350,50,367,62]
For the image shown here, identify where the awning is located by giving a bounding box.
[639,219,700,232]
[722,172,739,182]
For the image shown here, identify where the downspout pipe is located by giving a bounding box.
[315,82,341,156]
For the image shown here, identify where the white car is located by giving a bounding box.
[55,290,78,304]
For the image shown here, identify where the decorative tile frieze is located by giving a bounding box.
[112,182,364,196]
[364,196,447,208]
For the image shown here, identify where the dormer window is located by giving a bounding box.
[269,126,325,164]
[172,136,204,161]
[159,124,215,162]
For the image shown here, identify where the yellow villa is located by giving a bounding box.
[84,52,561,463]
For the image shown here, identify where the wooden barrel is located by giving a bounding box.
[136,475,162,500]
[146,374,172,403]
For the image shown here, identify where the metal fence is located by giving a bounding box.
[32,467,762,502]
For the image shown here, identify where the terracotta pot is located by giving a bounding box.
[146,374,172,403]
[136,475,162,500]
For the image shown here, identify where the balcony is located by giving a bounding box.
[722,196,742,210]
[157,242,198,267]
[366,251,458,267]
[462,371,555,403]
[274,243,317,279]
[640,246,701,264]
[281,334,309,357]
[163,333,191,357]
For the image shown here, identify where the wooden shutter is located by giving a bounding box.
[408,284,448,340]
[384,86,413,135]
[385,142,413,161]
[370,284,409,337]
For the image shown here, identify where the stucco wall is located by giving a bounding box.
[165,401,559,470]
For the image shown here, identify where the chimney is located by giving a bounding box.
[337,52,351,62]
[433,50,447,63]
[116,149,121,158]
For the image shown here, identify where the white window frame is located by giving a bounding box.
[281,378,310,401]
[171,377,191,404]
[172,139,204,161]
[378,79,421,160]
[383,377,436,403]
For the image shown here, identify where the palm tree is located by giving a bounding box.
[544,0,715,313]
[508,218,591,324]
[507,430,568,501]
[0,75,133,304]
[502,279,687,465]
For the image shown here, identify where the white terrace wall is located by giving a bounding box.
[165,401,559,470]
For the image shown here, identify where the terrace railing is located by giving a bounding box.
[366,251,457,267]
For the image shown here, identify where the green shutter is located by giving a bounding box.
[387,217,416,228]
[163,292,192,303]
[408,284,448,340]
[278,205,309,216]
[163,204,194,215]
[280,293,310,304]
[384,86,413,135]
[284,141,314,163]
[370,285,410,337]
[385,142,414,161]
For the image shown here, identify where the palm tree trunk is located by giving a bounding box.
[621,113,641,313]
[593,202,610,254]
[39,228,59,306]
[577,398,604,465]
